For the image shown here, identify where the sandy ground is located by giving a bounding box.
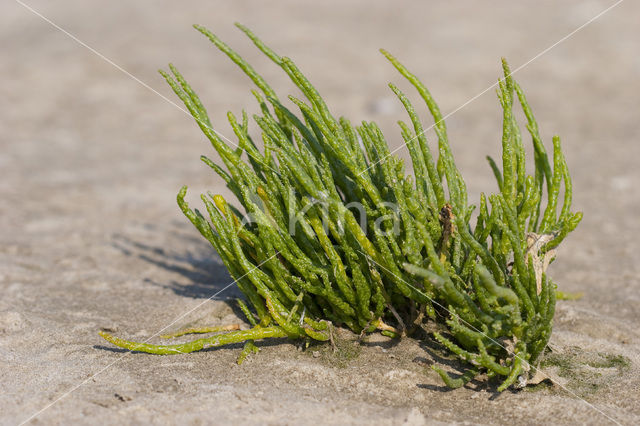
[2,1,640,424]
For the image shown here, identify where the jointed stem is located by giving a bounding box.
[99,326,287,355]
[160,324,240,339]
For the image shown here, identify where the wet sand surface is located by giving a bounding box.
[2,1,639,424]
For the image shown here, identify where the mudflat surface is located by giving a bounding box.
[2,1,639,425]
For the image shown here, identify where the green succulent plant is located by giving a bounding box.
[100,23,581,391]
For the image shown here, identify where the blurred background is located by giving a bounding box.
[1,1,639,424]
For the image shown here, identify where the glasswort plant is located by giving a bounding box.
[100,24,582,391]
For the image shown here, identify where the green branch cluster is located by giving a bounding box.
[100,24,581,391]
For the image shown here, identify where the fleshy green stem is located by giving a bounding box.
[99,326,287,355]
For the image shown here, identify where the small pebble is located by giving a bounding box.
[312,351,320,358]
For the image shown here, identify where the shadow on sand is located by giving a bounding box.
[111,222,242,300]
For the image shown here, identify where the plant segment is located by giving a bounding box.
[100,24,581,391]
